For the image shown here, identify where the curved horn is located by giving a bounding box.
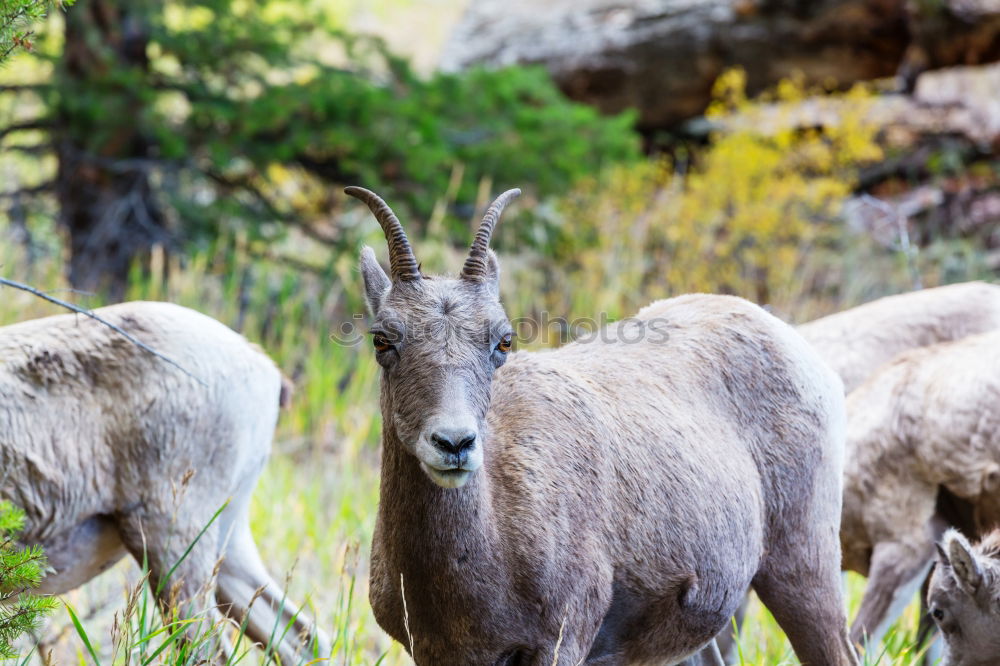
[461,188,521,280]
[344,186,421,282]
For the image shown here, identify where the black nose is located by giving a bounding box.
[430,429,477,455]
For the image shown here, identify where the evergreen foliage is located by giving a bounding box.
[0,0,640,294]
[0,500,55,660]
[0,0,72,62]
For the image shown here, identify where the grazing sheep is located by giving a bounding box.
[839,328,1000,652]
[348,186,858,666]
[715,282,1000,658]
[713,282,1000,662]
[0,302,329,661]
[796,281,1000,393]
[927,529,1000,666]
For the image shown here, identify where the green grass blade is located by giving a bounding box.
[155,500,230,596]
[139,621,192,666]
[224,606,255,666]
[65,602,101,666]
[16,644,37,666]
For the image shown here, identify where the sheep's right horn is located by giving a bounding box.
[461,188,521,281]
[344,186,421,282]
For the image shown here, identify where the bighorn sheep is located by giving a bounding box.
[714,281,1000,662]
[927,529,1000,666]
[347,185,858,665]
[839,328,1000,652]
[796,281,1000,393]
[0,301,329,661]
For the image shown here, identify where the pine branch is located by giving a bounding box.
[0,4,31,35]
[0,40,16,62]
[0,501,54,659]
[0,548,47,590]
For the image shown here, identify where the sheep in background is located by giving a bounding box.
[797,281,1000,393]
[927,528,1000,666]
[0,301,329,662]
[348,185,857,666]
[839,328,1000,652]
[710,281,1000,662]
[797,281,1000,663]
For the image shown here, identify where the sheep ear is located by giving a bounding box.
[360,246,391,316]
[947,531,983,595]
[484,249,501,299]
[935,541,949,564]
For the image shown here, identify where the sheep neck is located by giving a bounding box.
[377,426,500,556]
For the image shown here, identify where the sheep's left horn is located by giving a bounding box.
[344,186,422,282]
[461,188,521,281]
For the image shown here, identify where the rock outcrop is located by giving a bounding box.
[441,0,1000,130]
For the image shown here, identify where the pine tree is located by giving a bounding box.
[0,0,639,296]
[0,500,56,659]
[0,1,73,62]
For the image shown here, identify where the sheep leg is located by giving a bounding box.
[707,638,726,665]
[752,553,857,665]
[216,510,331,662]
[210,454,330,663]
[849,540,934,653]
[116,508,231,660]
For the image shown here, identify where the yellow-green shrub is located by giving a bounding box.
[549,69,884,319]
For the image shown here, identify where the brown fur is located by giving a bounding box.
[357,195,858,664]
[0,302,328,661]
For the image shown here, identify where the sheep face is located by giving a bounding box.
[362,259,512,489]
[349,186,521,489]
[928,529,1000,666]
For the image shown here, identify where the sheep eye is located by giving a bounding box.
[373,333,393,353]
[496,333,513,354]
[932,608,945,621]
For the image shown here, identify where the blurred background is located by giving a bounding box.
[1,0,999,663]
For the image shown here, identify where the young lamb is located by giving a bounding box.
[927,529,1000,666]
[347,186,858,666]
[0,301,329,661]
[796,281,1000,393]
[840,328,1000,652]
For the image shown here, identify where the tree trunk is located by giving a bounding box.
[54,0,165,300]
[440,0,1000,132]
